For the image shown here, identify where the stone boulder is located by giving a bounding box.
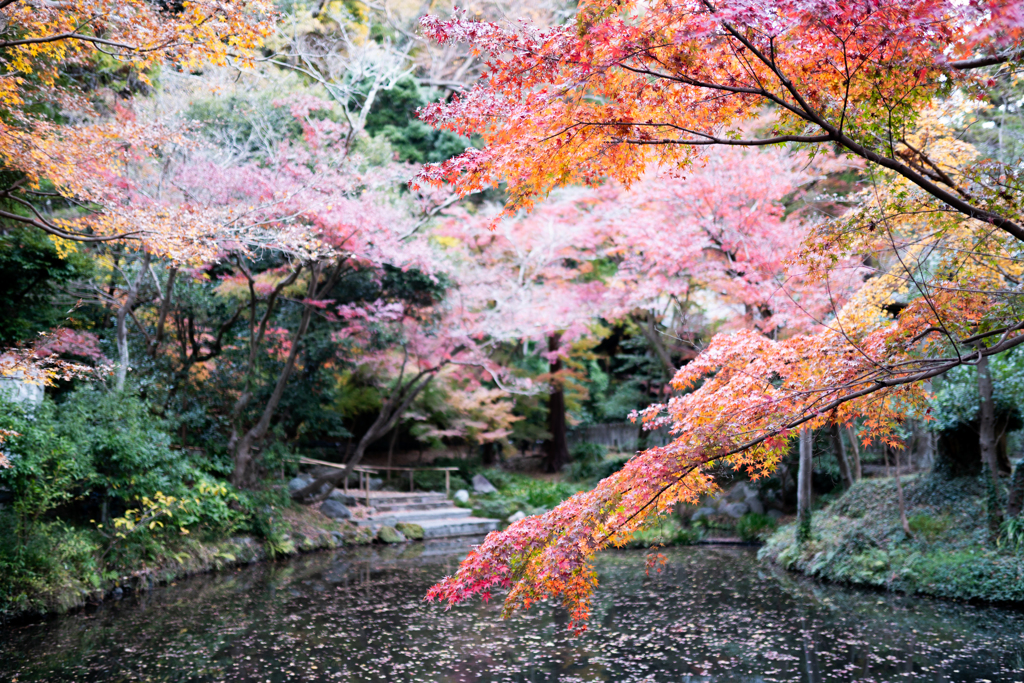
[507,510,527,524]
[395,522,424,540]
[745,496,765,515]
[767,509,785,521]
[454,489,470,503]
[288,475,313,493]
[691,507,717,522]
[472,474,498,494]
[720,501,750,519]
[377,526,406,543]
[289,474,332,498]
[320,499,351,520]
[328,489,357,506]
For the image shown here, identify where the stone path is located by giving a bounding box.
[352,491,500,538]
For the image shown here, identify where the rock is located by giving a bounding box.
[745,496,765,515]
[720,502,750,519]
[454,489,470,503]
[289,474,332,498]
[472,474,498,494]
[691,507,717,522]
[727,482,757,502]
[395,522,424,540]
[367,477,383,491]
[767,509,785,521]
[111,586,123,600]
[320,499,351,520]
[288,475,312,493]
[328,490,357,506]
[330,530,345,543]
[507,510,527,523]
[377,526,406,543]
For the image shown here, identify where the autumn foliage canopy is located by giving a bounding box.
[421,0,1024,630]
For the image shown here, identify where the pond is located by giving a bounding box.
[2,540,1024,682]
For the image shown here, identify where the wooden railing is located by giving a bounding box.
[298,456,460,505]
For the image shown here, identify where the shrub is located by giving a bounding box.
[999,516,1024,552]
[908,513,950,541]
[568,441,607,481]
[736,512,777,542]
[626,515,702,548]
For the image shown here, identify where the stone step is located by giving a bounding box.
[372,501,456,512]
[353,506,473,527]
[418,516,500,539]
[370,506,473,523]
[360,492,448,506]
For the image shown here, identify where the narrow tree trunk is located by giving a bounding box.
[115,252,150,392]
[292,368,439,502]
[638,310,675,378]
[978,353,1001,485]
[977,351,1003,537]
[797,428,813,542]
[148,266,177,357]
[231,301,316,487]
[386,426,398,481]
[893,446,912,536]
[543,333,570,473]
[846,426,862,481]
[831,424,854,490]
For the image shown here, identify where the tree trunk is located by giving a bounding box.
[797,428,813,541]
[638,310,675,378]
[292,366,439,502]
[386,426,398,481]
[893,446,912,536]
[830,424,854,490]
[148,266,177,357]
[846,426,862,481]
[977,351,1003,536]
[231,300,316,487]
[114,252,150,392]
[978,353,1001,485]
[230,259,342,487]
[543,334,570,473]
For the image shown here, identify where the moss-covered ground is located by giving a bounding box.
[760,475,1024,603]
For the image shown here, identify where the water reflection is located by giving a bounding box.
[2,541,1023,682]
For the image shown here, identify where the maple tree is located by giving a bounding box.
[420,0,1024,630]
[0,1,275,249]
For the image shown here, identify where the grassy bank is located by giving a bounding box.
[0,500,374,623]
[760,475,1024,603]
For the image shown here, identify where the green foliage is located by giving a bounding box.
[928,349,1024,432]
[364,77,469,163]
[761,475,1024,603]
[736,512,777,542]
[411,469,468,493]
[456,468,581,520]
[907,513,950,541]
[0,513,102,616]
[998,515,1024,552]
[567,441,632,483]
[395,522,424,540]
[568,441,606,481]
[625,514,702,548]
[0,227,94,345]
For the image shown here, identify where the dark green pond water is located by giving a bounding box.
[2,540,1024,682]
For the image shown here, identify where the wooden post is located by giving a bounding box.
[409,469,414,492]
[364,470,370,507]
[445,470,450,497]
